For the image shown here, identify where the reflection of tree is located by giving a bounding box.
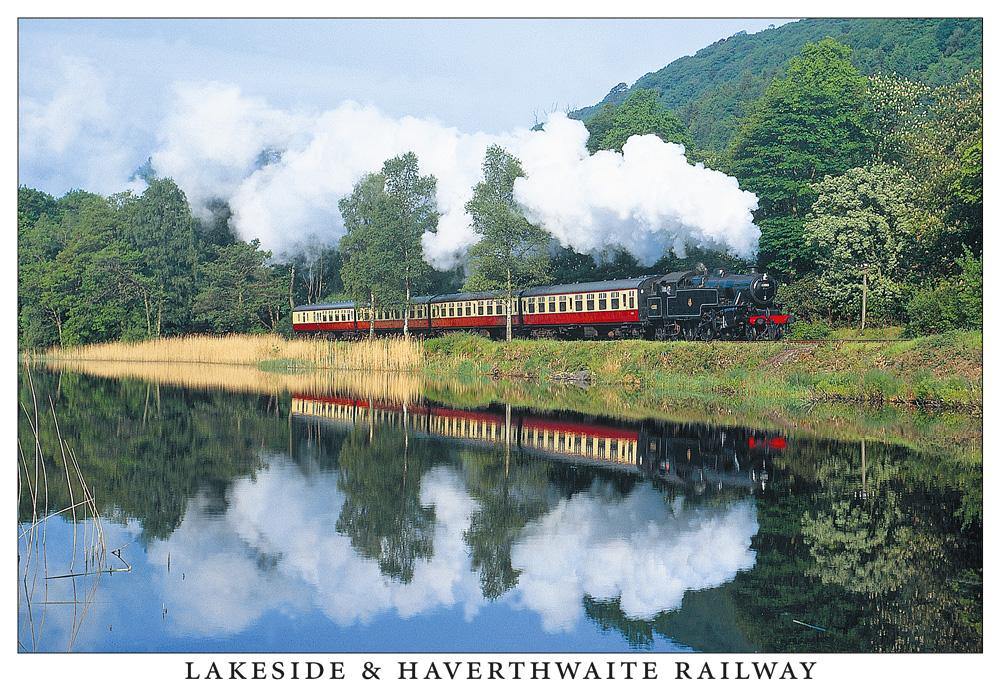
[730,438,981,652]
[18,368,282,539]
[802,495,914,595]
[583,585,755,652]
[460,448,552,599]
[335,426,435,583]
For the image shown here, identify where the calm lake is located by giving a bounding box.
[18,366,982,653]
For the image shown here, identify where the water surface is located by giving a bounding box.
[18,368,982,652]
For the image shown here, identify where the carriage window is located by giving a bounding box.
[599,294,608,310]
[527,300,535,314]
[498,302,505,315]
[586,294,595,310]
[559,297,567,312]
[478,302,484,315]
[463,303,470,316]
[611,294,620,309]
[574,296,583,311]
[487,303,494,315]
[629,292,635,309]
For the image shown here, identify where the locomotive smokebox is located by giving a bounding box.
[749,274,777,306]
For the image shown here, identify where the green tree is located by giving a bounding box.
[18,190,147,346]
[869,70,982,256]
[129,179,198,337]
[381,152,438,336]
[731,39,875,277]
[803,165,941,326]
[905,250,982,335]
[17,186,58,229]
[194,239,289,333]
[464,145,550,341]
[338,173,400,336]
[585,89,694,154]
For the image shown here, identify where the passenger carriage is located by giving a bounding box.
[290,268,790,341]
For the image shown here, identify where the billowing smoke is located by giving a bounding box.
[152,84,762,266]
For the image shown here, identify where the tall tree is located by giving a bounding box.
[193,239,288,333]
[803,165,942,326]
[381,152,438,336]
[129,179,198,336]
[338,173,400,336]
[464,145,550,341]
[730,39,875,277]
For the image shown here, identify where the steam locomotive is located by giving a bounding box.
[291,267,789,341]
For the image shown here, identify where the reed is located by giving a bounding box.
[43,359,428,405]
[18,366,110,652]
[43,334,425,372]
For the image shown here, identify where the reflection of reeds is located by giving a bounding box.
[44,334,424,372]
[42,359,429,406]
[18,366,112,652]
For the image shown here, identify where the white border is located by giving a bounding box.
[5,2,992,685]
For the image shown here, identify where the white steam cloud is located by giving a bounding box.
[147,83,759,267]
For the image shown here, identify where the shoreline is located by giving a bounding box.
[34,330,983,412]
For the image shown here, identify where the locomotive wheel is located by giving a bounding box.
[696,315,716,341]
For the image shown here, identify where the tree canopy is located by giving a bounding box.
[464,145,550,340]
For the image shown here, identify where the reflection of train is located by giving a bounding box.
[291,269,789,341]
[291,395,782,492]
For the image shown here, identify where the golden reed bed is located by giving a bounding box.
[41,358,428,405]
[41,334,424,372]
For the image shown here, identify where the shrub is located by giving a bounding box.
[777,274,829,322]
[905,250,982,335]
[790,321,833,339]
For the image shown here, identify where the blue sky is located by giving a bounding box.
[19,18,789,190]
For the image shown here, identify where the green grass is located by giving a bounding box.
[257,357,311,372]
[423,330,982,410]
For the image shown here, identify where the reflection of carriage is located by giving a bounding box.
[290,395,782,492]
[291,267,790,341]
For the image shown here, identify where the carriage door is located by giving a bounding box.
[647,297,663,318]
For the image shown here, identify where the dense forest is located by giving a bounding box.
[17,19,983,348]
[570,18,983,151]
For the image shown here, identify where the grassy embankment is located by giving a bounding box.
[422,331,982,410]
[40,330,982,409]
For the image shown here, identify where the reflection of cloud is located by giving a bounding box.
[147,461,485,636]
[510,485,758,631]
[17,518,136,651]
[147,457,757,638]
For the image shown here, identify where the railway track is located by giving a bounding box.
[732,338,908,344]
